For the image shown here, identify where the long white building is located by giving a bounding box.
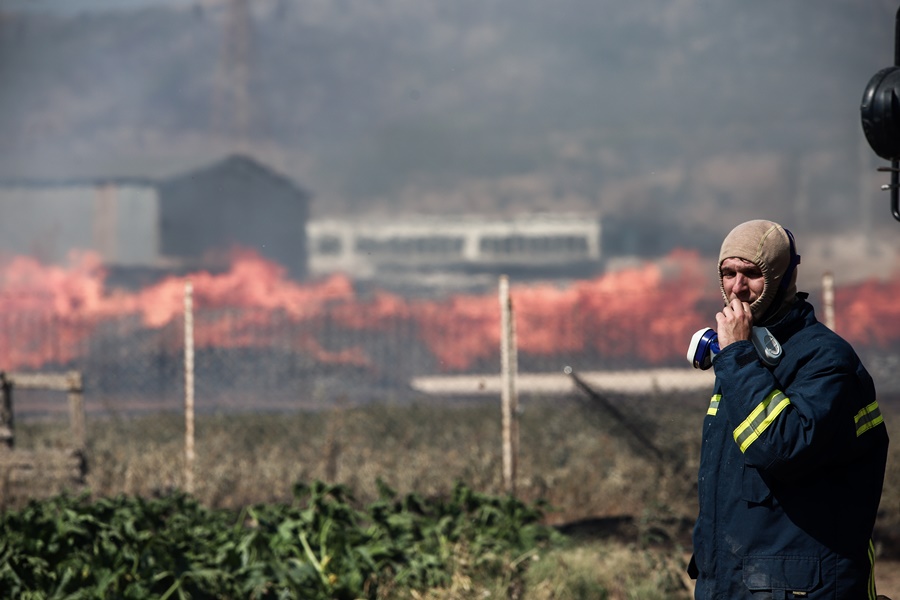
[307,213,602,283]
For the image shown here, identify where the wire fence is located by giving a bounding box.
[1,272,900,518]
[1,300,670,418]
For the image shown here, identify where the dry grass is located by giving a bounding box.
[66,392,705,525]
[524,543,693,600]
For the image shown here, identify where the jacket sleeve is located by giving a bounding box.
[712,337,867,477]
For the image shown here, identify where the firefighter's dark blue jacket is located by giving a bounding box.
[691,295,889,599]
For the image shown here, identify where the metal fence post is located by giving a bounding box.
[184,280,195,495]
[499,275,519,496]
[822,271,836,332]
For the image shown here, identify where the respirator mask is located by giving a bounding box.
[687,326,782,370]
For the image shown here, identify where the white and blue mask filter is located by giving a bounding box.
[687,326,782,370]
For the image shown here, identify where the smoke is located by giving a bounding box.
[1,1,896,231]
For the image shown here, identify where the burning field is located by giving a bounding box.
[0,248,899,409]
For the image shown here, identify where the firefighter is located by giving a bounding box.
[689,219,889,599]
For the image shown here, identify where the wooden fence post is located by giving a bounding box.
[0,373,12,449]
[0,371,88,505]
[499,275,519,496]
[66,370,85,453]
[184,280,195,495]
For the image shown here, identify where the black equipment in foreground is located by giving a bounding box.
[860,6,900,221]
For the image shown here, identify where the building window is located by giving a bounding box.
[479,235,589,255]
[316,235,343,255]
[356,236,464,256]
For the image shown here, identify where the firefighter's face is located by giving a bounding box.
[721,257,765,305]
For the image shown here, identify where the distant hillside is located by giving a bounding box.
[0,0,897,250]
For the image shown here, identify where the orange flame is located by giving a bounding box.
[0,248,896,374]
[836,279,900,348]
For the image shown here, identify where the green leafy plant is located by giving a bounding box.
[0,481,557,599]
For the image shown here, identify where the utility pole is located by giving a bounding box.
[212,0,254,145]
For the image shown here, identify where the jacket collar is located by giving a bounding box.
[766,292,814,344]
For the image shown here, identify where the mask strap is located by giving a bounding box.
[759,228,801,324]
[780,228,801,291]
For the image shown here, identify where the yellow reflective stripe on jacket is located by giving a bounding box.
[707,394,721,416]
[855,401,884,437]
[867,538,877,600]
[733,390,791,453]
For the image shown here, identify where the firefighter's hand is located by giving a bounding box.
[715,299,753,349]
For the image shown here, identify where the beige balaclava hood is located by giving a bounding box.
[718,219,801,325]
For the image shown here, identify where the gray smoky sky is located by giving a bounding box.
[1,0,899,275]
